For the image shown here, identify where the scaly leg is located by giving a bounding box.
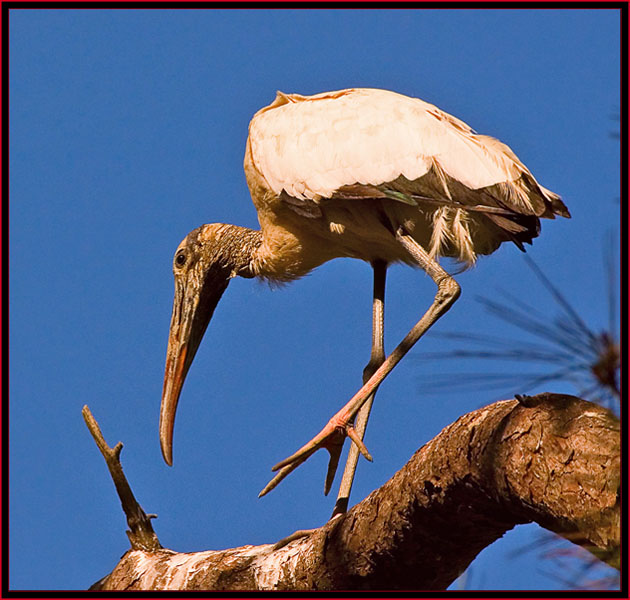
[331,260,386,515]
[259,229,460,498]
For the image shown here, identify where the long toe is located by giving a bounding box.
[323,438,344,496]
[259,463,299,497]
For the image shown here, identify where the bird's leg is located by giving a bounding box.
[259,229,460,497]
[330,260,386,516]
[261,262,386,553]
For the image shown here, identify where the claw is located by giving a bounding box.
[260,447,315,497]
[259,463,297,497]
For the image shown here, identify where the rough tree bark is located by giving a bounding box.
[89,393,619,591]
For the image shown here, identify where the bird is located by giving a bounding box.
[159,87,570,511]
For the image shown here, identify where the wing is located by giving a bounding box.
[246,88,568,219]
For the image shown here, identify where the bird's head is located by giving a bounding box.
[159,223,259,466]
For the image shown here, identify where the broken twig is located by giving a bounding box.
[82,405,162,552]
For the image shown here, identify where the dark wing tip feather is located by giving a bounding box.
[549,196,571,219]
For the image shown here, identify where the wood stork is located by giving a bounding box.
[159,88,570,511]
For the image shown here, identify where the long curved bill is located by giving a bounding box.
[160,263,231,466]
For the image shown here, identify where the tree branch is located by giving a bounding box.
[82,405,162,553]
[89,394,619,590]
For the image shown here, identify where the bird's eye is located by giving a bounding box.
[175,253,187,267]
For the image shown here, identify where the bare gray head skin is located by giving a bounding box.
[159,223,261,466]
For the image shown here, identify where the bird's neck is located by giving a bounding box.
[219,222,329,283]
[210,224,263,279]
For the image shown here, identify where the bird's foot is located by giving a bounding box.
[258,412,373,498]
[271,528,316,550]
[271,512,344,550]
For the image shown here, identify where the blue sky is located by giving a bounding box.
[9,8,620,591]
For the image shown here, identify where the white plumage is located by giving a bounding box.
[244,88,568,269]
[250,88,534,197]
